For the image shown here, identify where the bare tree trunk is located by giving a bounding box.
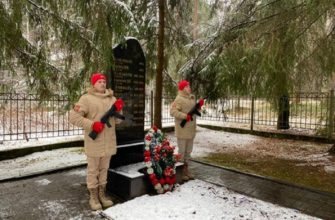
[277,94,290,129]
[154,0,165,129]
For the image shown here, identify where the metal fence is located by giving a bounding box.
[0,93,83,142]
[0,91,334,142]
[199,92,332,134]
[0,92,175,142]
[144,92,174,127]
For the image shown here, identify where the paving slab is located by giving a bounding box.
[189,160,335,220]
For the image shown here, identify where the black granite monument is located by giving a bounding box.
[106,38,148,199]
[108,38,146,168]
[106,38,183,199]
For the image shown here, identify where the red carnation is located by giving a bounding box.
[162,140,169,146]
[167,146,174,152]
[149,173,156,180]
[155,146,161,153]
[154,154,160,161]
[144,150,150,157]
[165,177,171,185]
[151,178,159,185]
[159,179,165,185]
[144,156,151,162]
[153,125,158,132]
[174,154,181,161]
[164,167,174,177]
[145,135,152,141]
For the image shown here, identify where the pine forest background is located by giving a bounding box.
[0,0,334,131]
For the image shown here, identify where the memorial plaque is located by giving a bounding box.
[106,41,184,198]
[108,38,146,168]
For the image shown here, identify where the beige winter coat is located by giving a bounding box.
[170,90,197,139]
[69,88,122,157]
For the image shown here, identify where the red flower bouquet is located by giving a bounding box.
[144,126,181,194]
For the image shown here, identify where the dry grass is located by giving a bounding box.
[195,146,335,193]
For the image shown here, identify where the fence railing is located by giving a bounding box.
[0,93,83,142]
[1,91,334,142]
[199,92,332,136]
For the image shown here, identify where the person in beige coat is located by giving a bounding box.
[69,73,123,210]
[170,80,198,181]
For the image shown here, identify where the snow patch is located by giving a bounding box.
[112,162,146,178]
[103,180,319,220]
[35,179,52,186]
[166,126,260,157]
[0,135,83,152]
[324,165,335,174]
[0,147,86,181]
[66,169,87,177]
[38,200,67,216]
[68,214,84,220]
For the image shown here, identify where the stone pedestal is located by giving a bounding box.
[107,162,184,200]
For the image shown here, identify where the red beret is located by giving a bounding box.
[178,80,190,90]
[91,73,106,85]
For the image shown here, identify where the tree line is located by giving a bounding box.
[0,0,334,128]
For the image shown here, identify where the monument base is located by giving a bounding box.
[107,162,184,200]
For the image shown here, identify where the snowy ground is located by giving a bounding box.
[166,126,261,157]
[0,126,333,181]
[102,179,319,220]
[166,127,335,174]
[0,147,86,181]
[0,135,83,152]
[0,127,329,219]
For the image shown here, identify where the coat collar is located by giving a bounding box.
[87,88,114,97]
[178,90,194,99]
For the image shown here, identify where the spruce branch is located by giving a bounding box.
[26,0,99,53]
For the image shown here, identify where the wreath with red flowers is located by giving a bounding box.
[143,126,181,194]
